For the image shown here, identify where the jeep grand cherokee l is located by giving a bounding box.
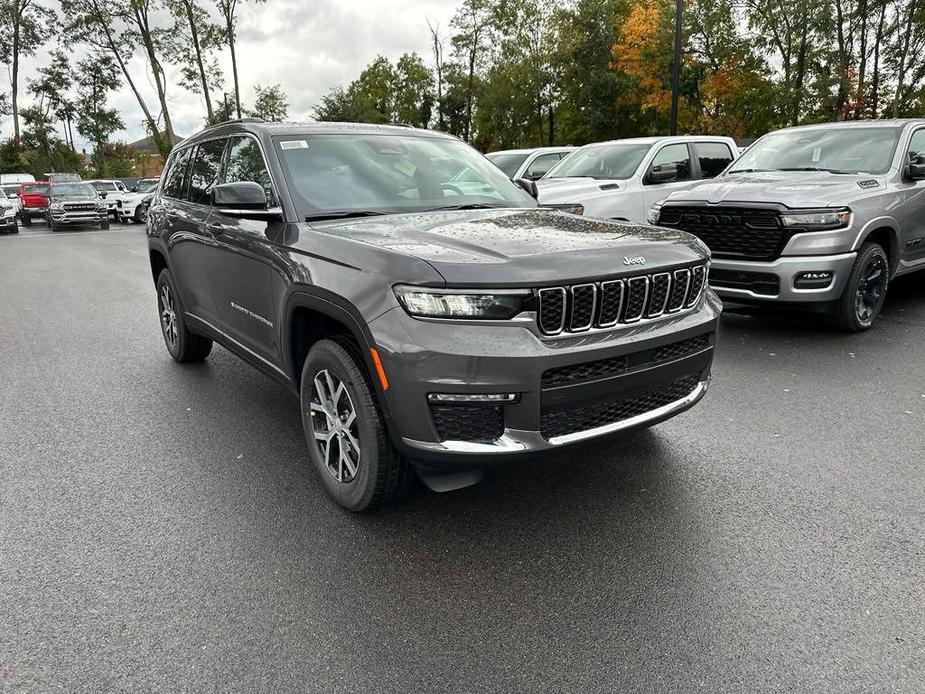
[649,120,925,331]
[147,120,721,511]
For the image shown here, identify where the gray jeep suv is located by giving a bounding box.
[147,120,721,511]
[649,119,925,330]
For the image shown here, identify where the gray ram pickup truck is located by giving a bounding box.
[147,120,721,511]
[649,119,925,331]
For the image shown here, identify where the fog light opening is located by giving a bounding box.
[794,271,834,289]
[427,393,519,404]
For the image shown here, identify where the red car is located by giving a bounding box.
[18,181,50,227]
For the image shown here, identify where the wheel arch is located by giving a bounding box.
[283,290,394,424]
[149,246,169,285]
[855,220,900,276]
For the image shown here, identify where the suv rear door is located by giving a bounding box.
[206,134,283,370]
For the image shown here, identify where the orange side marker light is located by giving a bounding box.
[369,348,389,391]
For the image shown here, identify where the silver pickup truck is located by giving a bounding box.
[649,119,925,331]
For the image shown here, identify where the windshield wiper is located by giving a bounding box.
[775,167,857,174]
[305,210,390,222]
[427,203,510,211]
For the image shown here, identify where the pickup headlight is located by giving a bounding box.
[543,203,584,216]
[647,201,664,225]
[780,208,851,229]
[96,202,108,212]
[394,285,530,319]
[50,202,64,212]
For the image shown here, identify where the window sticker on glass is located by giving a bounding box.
[394,159,417,177]
[280,140,309,150]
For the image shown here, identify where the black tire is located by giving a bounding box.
[300,338,412,511]
[831,242,889,332]
[22,215,31,227]
[135,208,146,224]
[50,222,60,232]
[155,269,212,362]
[100,218,110,230]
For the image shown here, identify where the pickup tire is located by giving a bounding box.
[100,218,110,230]
[831,242,889,332]
[22,214,31,227]
[300,338,412,511]
[155,269,213,362]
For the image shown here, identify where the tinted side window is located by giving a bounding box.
[224,136,272,192]
[649,143,692,182]
[695,142,734,178]
[908,129,925,164]
[163,148,192,199]
[188,139,226,204]
[526,153,561,179]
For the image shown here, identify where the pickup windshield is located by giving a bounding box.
[274,134,537,220]
[21,183,49,195]
[51,183,98,198]
[729,127,901,175]
[543,143,651,180]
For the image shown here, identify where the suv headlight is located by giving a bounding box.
[646,201,664,225]
[394,286,530,319]
[780,208,851,229]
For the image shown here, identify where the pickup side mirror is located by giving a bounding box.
[515,177,539,198]
[647,163,679,184]
[905,162,925,181]
[99,191,108,199]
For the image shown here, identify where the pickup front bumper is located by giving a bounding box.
[708,252,857,303]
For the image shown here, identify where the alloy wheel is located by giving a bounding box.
[310,369,361,483]
[159,284,178,349]
[855,255,887,323]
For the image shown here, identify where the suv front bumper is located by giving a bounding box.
[369,291,722,468]
[709,252,857,303]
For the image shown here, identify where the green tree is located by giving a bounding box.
[394,53,435,127]
[74,53,124,176]
[0,0,57,145]
[28,49,78,150]
[313,86,360,122]
[450,0,494,141]
[248,83,289,121]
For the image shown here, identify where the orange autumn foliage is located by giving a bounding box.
[611,0,672,112]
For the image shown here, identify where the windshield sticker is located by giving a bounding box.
[280,140,308,150]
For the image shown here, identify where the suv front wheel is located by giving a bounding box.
[300,338,412,511]
[831,242,889,332]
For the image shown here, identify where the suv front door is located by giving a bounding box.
[207,134,283,370]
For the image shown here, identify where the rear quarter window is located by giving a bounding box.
[694,142,735,178]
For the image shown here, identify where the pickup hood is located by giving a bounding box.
[664,171,885,208]
[536,177,627,204]
[309,208,706,286]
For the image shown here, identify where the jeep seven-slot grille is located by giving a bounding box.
[537,264,706,336]
[657,206,785,260]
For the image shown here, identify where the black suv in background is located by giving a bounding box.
[147,120,721,511]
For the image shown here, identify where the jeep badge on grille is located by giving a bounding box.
[623,256,646,266]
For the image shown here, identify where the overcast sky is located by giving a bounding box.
[1,0,460,150]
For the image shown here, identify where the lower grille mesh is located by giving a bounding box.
[540,374,701,438]
[431,404,504,442]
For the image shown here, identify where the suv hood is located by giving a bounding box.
[665,171,886,208]
[310,208,706,286]
[536,177,627,204]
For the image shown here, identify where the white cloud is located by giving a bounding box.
[0,0,459,150]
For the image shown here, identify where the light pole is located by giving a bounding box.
[669,0,683,135]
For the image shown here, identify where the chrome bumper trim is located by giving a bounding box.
[402,380,709,454]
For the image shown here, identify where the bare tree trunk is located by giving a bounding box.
[11,0,23,145]
[871,0,887,116]
[130,2,175,145]
[857,0,869,118]
[226,12,242,119]
[428,20,445,130]
[892,0,918,117]
[184,0,213,120]
[792,24,809,126]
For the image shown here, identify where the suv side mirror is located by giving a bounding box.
[647,163,678,184]
[212,181,282,220]
[515,177,539,198]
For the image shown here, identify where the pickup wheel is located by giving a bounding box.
[155,269,213,362]
[300,338,412,511]
[22,215,31,227]
[831,242,889,332]
[100,218,110,230]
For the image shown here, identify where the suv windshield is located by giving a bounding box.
[544,143,651,180]
[274,134,537,219]
[51,183,98,198]
[730,127,901,175]
[485,152,528,178]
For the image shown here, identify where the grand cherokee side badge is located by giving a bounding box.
[623,256,646,266]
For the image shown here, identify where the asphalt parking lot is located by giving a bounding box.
[1,223,923,693]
